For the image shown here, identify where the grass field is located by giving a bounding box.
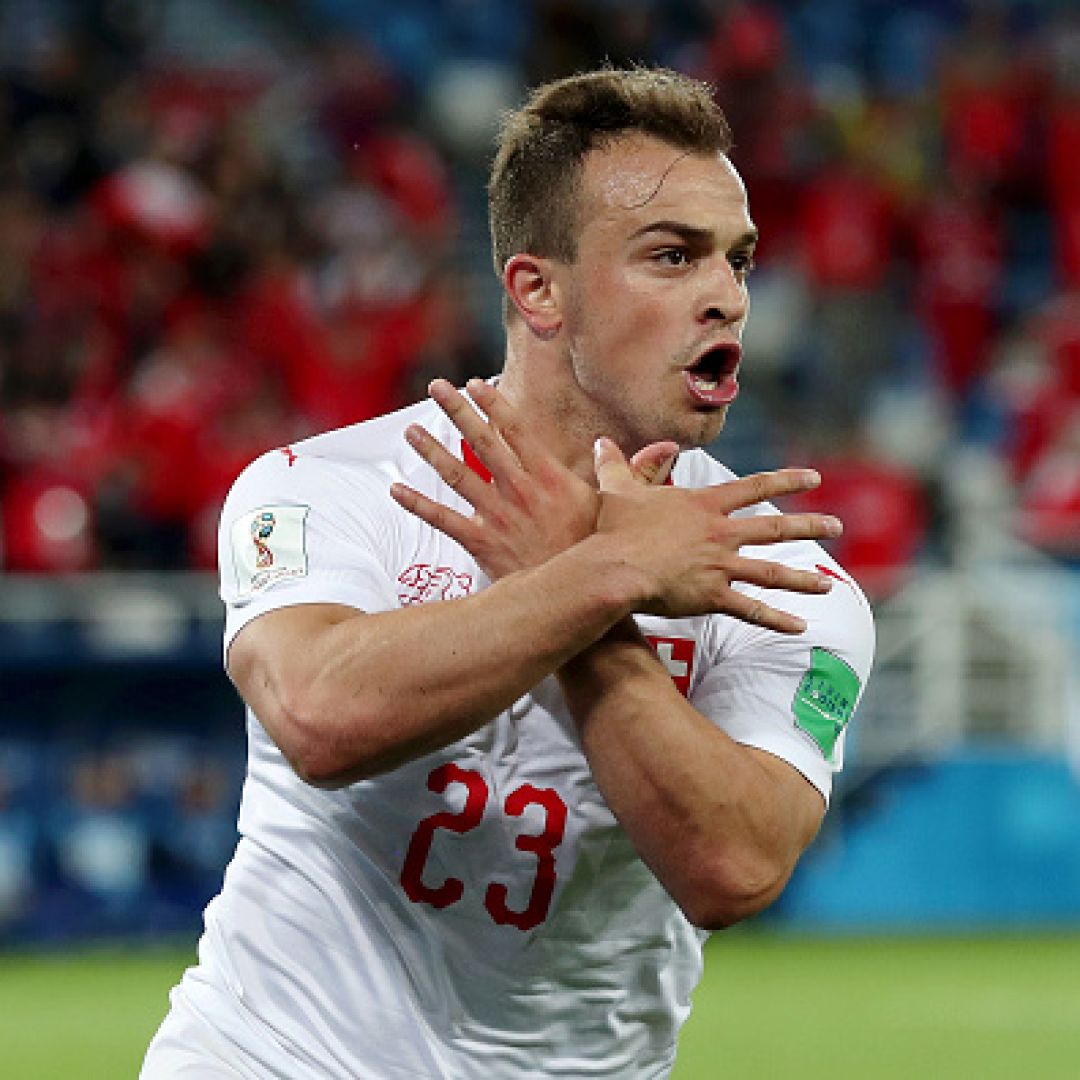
[3,932,1080,1078]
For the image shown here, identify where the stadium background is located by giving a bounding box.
[1,0,1079,1075]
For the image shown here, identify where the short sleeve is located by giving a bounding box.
[690,553,875,802]
[217,449,402,655]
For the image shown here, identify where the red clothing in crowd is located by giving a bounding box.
[1048,95,1080,286]
[788,451,928,601]
[800,163,897,291]
[1,465,97,573]
[939,33,1035,193]
[913,185,1002,397]
[237,271,431,432]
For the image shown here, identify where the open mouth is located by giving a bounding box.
[684,344,740,406]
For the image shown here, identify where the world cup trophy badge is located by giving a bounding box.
[251,511,277,569]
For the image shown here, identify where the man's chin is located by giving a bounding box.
[628,404,729,455]
[682,406,729,449]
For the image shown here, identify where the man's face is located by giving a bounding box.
[551,134,756,451]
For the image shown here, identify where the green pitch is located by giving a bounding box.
[674,932,1080,1079]
[2,933,1080,1078]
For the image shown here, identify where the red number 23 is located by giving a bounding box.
[400,763,567,932]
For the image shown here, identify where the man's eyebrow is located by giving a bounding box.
[731,228,759,248]
[630,221,759,248]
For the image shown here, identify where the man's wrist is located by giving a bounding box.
[566,532,653,620]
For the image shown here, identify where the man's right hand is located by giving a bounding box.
[390,379,678,581]
[592,437,841,634]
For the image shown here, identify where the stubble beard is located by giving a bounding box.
[564,336,729,453]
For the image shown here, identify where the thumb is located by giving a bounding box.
[629,441,679,486]
[593,437,636,493]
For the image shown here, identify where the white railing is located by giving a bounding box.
[0,573,222,655]
[850,562,1080,771]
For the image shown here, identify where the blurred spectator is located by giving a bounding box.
[0,405,98,572]
[185,377,302,570]
[1046,36,1080,287]
[912,167,1003,408]
[46,750,152,931]
[316,37,402,154]
[153,759,237,907]
[787,430,930,602]
[0,755,39,936]
[938,6,1040,202]
[96,302,248,567]
[798,136,902,435]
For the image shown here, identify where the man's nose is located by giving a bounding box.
[699,261,748,324]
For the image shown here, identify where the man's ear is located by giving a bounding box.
[503,254,562,339]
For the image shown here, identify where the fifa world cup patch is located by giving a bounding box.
[792,647,860,761]
[231,505,310,596]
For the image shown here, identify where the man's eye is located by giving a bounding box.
[730,253,756,277]
[656,248,689,267]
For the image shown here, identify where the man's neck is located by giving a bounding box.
[497,352,602,485]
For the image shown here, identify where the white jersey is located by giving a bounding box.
[145,396,874,1079]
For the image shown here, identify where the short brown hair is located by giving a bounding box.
[488,67,733,278]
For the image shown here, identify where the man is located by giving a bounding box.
[143,67,873,1078]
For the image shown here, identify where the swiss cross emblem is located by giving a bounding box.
[398,563,474,605]
[644,635,696,696]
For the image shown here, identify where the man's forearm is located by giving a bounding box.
[557,618,823,930]
[234,534,649,786]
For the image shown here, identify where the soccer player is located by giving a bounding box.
[143,67,874,1078]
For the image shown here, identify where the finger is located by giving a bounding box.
[593,437,637,493]
[428,379,520,482]
[629,441,679,486]
[709,468,822,513]
[404,423,493,510]
[390,482,482,550]
[721,589,808,635]
[728,556,835,595]
[465,379,543,473]
[733,511,843,547]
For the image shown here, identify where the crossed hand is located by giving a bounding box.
[390,379,841,634]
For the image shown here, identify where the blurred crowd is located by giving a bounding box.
[0,736,243,941]
[1,0,1079,599]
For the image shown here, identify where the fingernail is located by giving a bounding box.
[817,574,834,592]
[825,516,843,537]
[594,437,606,459]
